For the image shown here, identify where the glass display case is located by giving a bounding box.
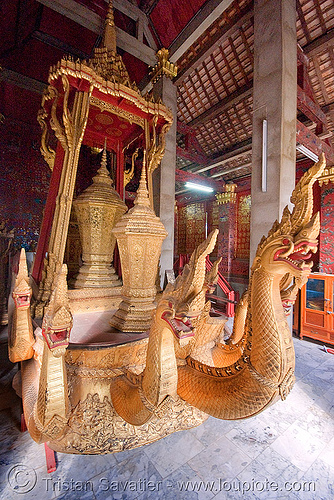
[300,273,334,345]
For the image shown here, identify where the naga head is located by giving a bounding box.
[42,264,73,357]
[252,154,325,281]
[158,230,219,345]
[156,298,197,346]
[12,249,32,310]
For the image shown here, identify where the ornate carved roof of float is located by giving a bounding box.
[47,1,173,127]
[85,3,138,93]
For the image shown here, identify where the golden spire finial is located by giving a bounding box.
[93,138,113,186]
[103,0,117,52]
[134,151,150,207]
[100,138,108,172]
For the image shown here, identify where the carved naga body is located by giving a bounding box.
[112,155,325,423]
[177,156,324,419]
[12,156,324,453]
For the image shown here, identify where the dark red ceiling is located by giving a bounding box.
[149,0,208,47]
[75,0,209,48]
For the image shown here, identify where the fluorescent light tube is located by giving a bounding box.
[262,119,267,193]
[296,144,319,162]
[185,182,214,193]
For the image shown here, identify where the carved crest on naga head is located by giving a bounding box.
[158,229,219,345]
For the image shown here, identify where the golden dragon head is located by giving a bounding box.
[252,154,325,282]
[158,230,219,343]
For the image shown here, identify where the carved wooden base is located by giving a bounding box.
[68,287,122,314]
[73,263,121,288]
[47,393,207,454]
[22,337,207,454]
[109,297,155,332]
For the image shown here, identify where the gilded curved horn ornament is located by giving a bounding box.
[37,106,56,171]
[124,148,138,187]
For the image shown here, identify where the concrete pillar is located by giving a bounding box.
[152,77,177,286]
[250,0,297,264]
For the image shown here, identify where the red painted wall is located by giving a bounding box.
[0,83,50,251]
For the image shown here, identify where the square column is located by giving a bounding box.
[250,0,297,263]
[152,77,177,285]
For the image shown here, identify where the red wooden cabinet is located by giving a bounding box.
[300,273,334,346]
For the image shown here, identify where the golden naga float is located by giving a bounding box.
[8,0,326,454]
[10,154,325,453]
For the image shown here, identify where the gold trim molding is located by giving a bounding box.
[90,96,144,129]
[318,166,334,186]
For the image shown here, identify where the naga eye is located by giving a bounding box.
[283,238,289,245]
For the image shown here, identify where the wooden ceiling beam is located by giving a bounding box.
[36,0,157,65]
[175,169,223,190]
[188,138,252,174]
[139,0,160,16]
[303,27,334,57]
[297,119,334,164]
[169,0,234,63]
[211,162,252,179]
[296,0,312,44]
[0,68,46,94]
[176,146,207,166]
[174,5,253,85]
[177,121,208,163]
[32,30,89,59]
[297,85,328,126]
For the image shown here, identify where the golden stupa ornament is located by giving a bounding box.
[85,0,137,90]
[73,142,127,288]
[110,156,167,332]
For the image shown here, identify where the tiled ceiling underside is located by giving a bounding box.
[175,0,334,182]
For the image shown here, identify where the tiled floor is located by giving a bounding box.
[0,336,333,500]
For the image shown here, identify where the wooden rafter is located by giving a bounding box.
[169,0,235,63]
[296,0,312,44]
[188,82,253,128]
[297,85,328,126]
[174,3,253,85]
[304,27,334,57]
[313,0,327,33]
